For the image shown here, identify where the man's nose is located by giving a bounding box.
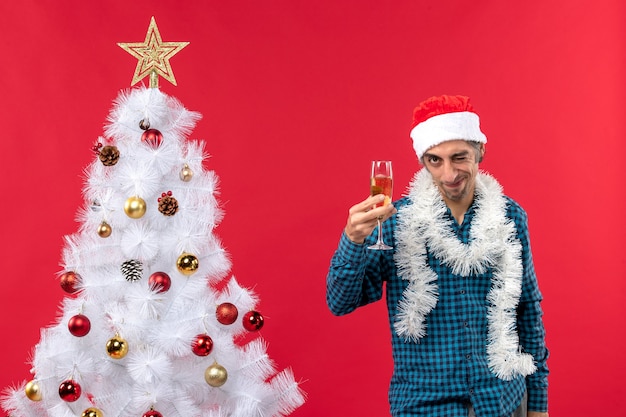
[441,160,457,182]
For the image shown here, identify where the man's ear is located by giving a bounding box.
[479,144,486,163]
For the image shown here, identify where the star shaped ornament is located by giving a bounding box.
[118,16,189,88]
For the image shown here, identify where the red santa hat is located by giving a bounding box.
[410,95,487,159]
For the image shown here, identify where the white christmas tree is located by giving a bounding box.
[1,17,304,417]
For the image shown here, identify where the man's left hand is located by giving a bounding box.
[528,412,548,417]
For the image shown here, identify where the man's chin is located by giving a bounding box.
[441,186,467,202]
[445,192,464,202]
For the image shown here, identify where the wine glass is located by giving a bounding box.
[368,160,393,250]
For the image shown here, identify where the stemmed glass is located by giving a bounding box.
[368,160,393,250]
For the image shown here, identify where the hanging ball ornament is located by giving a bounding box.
[58,379,81,402]
[242,310,264,332]
[176,253,199,276]
[97,221,112,238]
[139,118,150,130]
[90,200,102,212]
[204,362,228,387]
[25,380,42,401]
[106,335,129,359]
[124,196,147,219]
[216,302,239,325]
[81,408,103,417]
[141,128,163,148]
[179,164,193,182]
[148,272,171,293]
[191,334,214,356]
[142,408,163,417]
[60,271,81,294]
[68,314,91,337]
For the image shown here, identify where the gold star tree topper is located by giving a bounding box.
[118,16,189,88]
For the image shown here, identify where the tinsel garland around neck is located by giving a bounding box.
[393,169,536,380]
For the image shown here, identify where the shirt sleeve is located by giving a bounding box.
[326,231,386,316]
[511,202,550,412]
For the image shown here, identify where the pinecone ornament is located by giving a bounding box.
[121,259,143,282]
[158,192,178,216]
[99,145,120,166]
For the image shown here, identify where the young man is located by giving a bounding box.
[326,95,549,417]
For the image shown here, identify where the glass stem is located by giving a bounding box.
[376,220,384,245]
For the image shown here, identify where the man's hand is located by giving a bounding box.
[345,195,397,244]
[528,412,548,417]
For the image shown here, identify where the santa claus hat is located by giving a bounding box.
[410,95,487,159]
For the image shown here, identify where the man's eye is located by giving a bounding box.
[428,157,440,163]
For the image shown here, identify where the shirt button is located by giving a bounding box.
[466,354,472,360]
[469,389,474,395]
[463,321,469,327]
[460,289,466,294]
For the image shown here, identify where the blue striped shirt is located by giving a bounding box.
[327,195,549,417]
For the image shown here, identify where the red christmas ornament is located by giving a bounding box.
[68,314,91,337]
[148,272,171,293]
[216,302,238,325]
[60,271,81,294]
[59,379,82,402]
[141,128,163,148]
[143,409,163,417]
[242,310,264,332]
[191,333,214,356]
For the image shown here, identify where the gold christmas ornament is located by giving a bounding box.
[97,221,112,238]
[176,253,199,275]
[124,196,147,218]
[118,16,189,88]
[180,164,193,182]
[25,380,42,401]
[106,335,129,359]
[81,407,104,417]
[204,362,228,387]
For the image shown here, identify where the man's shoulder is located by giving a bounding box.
[393,196,411,206]
[502,194,529,223]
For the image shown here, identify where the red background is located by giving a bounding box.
[1,1,624,416]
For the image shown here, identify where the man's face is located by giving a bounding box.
[422,140,484,204]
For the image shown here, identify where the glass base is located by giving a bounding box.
[367,242,393,250]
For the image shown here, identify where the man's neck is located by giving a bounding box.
[443,191,475,225]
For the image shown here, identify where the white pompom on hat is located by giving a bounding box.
[410,95,487,159]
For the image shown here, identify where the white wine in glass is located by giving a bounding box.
[368,160,393,250]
